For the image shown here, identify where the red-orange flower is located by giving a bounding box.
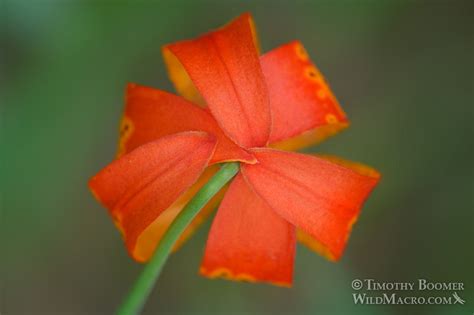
[89,13,380,286]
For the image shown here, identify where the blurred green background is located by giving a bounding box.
[2,0,473,314]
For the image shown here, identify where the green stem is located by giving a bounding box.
[116,162,240,315]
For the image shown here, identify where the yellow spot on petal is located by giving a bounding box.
[304,66,318,81]
[117,116,134,158]
[316,88,327,100]
[325,114,338,124]
[295,43,309,61]
[304,65,324,84]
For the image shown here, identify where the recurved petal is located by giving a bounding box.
[201,173,296,286]
[296,154,380,260]
[260,41,349,150]
[241,149,380,260]
[163,13,271,148]
[118,83,256,164]
[89,132,216,261]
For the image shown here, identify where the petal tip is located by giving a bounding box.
[199,266,292,288]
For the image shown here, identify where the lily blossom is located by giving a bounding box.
[89,13,380,286]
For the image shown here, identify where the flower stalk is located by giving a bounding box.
[116,162,240,315]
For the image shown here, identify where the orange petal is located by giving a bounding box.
[241,149,380,260]
[260,41,349,150]
[200,173,295,286]
[89,132,216,261]
[163,13,271,148]
[118,83,256,165]
[296,154,380,260]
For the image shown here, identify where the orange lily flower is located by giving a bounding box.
[89,13,380,287]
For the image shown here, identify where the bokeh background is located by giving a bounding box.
[2,0,473,314]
